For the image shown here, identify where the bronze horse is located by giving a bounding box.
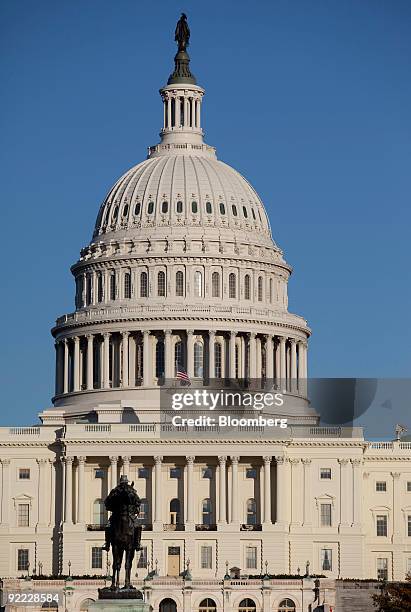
[103,475,142,590]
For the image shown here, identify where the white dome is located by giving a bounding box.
[93,154,272,243]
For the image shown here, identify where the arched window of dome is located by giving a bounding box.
[161,201,168,214]
[242,206,248,218]
[251,208,256,221]
[194,342,204,377]
[170,98,176,127]
[109,273,116,301]
[158,271,166,297]
[155,339,165,379]
[238,599,256,612]
[202,498,212,525]
[122,203,129,217]
[232,204,238,216]
[219,202,226,215]
[124,272,132,299]
[92,499,107,526]
[97,273,104,302]
[257,209,262,223]
[192,200,198,213]
[140,272,148,298]
[147,201,155,215]
[176,200,183,213]
[214,342,222,378]
[112,206,119,222]
[194,271,203,297]
[244,274,251,300]
[169,498,180,525]
[257,277,263,302]
[134,202,141,217]
[175,271,184,297]
[211,272,220,298]
[269,278,273,302]
[174,340,185,375]
[102,206,110,227]
[138,498,149,523]
[229,273,236,299]
[86,274,92,306]
[246,498,257,525]
[199,598,216,612]
[206,201,212,214]
[278,599,296,612]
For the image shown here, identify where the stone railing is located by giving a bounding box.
[0,426,56,442]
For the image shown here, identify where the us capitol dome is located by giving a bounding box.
[49,17,315,425]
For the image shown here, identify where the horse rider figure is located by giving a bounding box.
[102,475,142,553]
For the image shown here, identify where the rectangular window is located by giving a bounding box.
[376,481,387,492]
[320,503,332,527]
[408,558,411,575]
[137,546,148,568]
[91,547,103,569]
[201,467,213,479]
[377,557,388,581]
[246,468,257,479]
[245,546,257,569]
[19,468,30,480]
[17,549,29,572]
[201,545,213,569]
[17,504,29,527]
[94,469,106,479]
[407,482,411,492]
[138,468,149,479]
[408,515,411,537]
[320,468,332,480]
[376,515,388,537]
[169,467,181,479]
[321,548,333,571]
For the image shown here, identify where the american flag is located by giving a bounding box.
[176,366,191,386]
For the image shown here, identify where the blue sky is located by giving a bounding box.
[1,0,410,426]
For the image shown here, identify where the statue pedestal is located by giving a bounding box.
[89,599,151,612]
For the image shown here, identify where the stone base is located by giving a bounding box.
[89,598,151,612]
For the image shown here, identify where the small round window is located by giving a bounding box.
[219,203,226,215]
[161,201,168,213]
[134,202,141,216]
[147,201,154,215]
[206,201,212,214]
[192,201,198,213]
[232,204,238,216]
[176,200,183,213]
[122,204,129,217]
[243,206,248,218]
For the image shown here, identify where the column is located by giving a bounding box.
[36,458,48,528]
[209,331,215,379]
[0,459,11,526]
[290,339,297,391]
[54,342,60,396]
[64,456,74,526]
[164,330,173,379]
[231,456,240,525]
[249,333,257,378]
[302,458,312,527]
[153,456,163,527]
[77,456,86,524]
[279,336,287,390]
[275,456,287,526]
[338,459,350,529]
[275,337,281,383]
[196,98,201,128]
[86,334,94,390]
[298,341,307,396]
[186,456,195,526]
[167,97,172,128]
[121,331,129,388]
[289,458,302,528]
[143,330,151,387]
[218,456,227,525]
[73,336,80,391]
[352,459,362,528]
[63,339,69,393]
[103,332,110,389]
[229,331,236,379]
[263,456,272,525]
[187,330,194,379]
[175,95,181,127]
[266,335,274,383]
[109,456,118,490]
[122,456,131,478]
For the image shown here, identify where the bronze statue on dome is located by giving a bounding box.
[175,13,190,52]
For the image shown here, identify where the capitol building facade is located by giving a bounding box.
[1,22,410,612]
